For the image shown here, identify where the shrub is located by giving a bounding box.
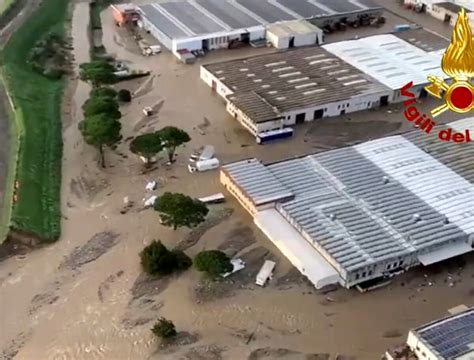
[151,318,177,339]
[117,89,132,102]
[140,240,192,276]
[90,87,117,99]
[194,250,233,277]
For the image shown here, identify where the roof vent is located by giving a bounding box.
[383,176,390,184]
[412,214,421,223]
[329,213,337,221]
[442,216,450,225]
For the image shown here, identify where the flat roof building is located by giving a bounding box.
[385,307,474,360]
[201,32,448,138]
[220,119,474,289]
[323,34,446,98]
[137,0,383,55]
[201,45,392,136]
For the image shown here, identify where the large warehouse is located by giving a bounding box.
[220,118,474,289]
[137,0,382,54]
[323,33,446,100]
[201,33,445,138]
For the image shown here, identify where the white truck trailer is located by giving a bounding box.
[188,158,220,173]
[256,260,276,287]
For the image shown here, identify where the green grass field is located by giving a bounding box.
[1,0,70,241]
[0,0,16,15]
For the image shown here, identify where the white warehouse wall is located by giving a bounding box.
[407,332,438,360]
[200,66,234,99]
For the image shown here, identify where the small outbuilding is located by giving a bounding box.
[266,20,324,49]
[430,2,472,25]
[111,4,140,27]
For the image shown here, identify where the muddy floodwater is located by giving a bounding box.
[0,2,473,360]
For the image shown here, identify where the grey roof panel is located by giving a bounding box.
[160,1,225,35]
[197,0,262,28]
[314,0,361,12]
[276,0,329,17]
[139,4,188,38]
[236,0,296,22]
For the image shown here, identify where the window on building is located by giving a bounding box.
[387,264,391,270]
[356,273,360,280]
[368,270,372,276]
[362,271,366,277]
[337,105,340,109]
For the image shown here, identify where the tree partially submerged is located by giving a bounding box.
[154,192,208,230]
[129,132,163,165]
[194,250,233,277]
[82,96,121,120]
[79,61,116,87]
[90,86,117,99]
[140,240,191,276]
[79,113,121,168]
[151,318,177,339]
[118,88,132,102]
[157,126,191,163]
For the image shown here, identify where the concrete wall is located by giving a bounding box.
[220,170,258,215]
[280,91,392,126]
[200,66,234,99]
[407,331,438,360]
[266,30,319,49]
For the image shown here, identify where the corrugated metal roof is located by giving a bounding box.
[222,158,294,205]
[323,34,447,90]
[267,19,321,37]
[205,46,390,123]
[223,119,473,272]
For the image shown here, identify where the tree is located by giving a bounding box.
[157,126,191,163]
[79,61,116,87]
[82,96,121,119]
[194,250,233,277]
[129,132,163,165]
[118,89,132,102]
[151,318,177,339]
[90,86,117,99]
[154,192,208,230]
[140,240,192,275]
[79,113,121,168]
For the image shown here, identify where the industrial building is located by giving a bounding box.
[136,0,383,56]
[201,46,391,136]
[201,33,446,138]
[323,33,446,100]
[386,306,474,360]
[220,118,474,289]
[403,0,474,26]
[266,20,324,49]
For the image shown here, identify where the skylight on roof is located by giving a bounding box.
[272,66,294,73]
[344,79,367,86]
[309,59,334,65]
[279,72,302,78]
[276,96,286,101]
[265,61,286,67]
[327,69,349,76]
[304,54,325,60]
[337,74,359,81]
[303,89,325,95]
[288,77,310,83]
[295,82,317,89]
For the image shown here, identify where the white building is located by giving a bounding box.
[266,20,324,49]
[323,33,447,101]
[221,119,474,289]
[429,2,473,25]
[137,0,383,59]
[201,45,392,137]
[201,32,448,138]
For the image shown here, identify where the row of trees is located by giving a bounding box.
[79,60,191,168]
[140,240,233,278]
[130,127,190,165]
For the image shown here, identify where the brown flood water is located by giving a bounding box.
[0,3,473,360]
